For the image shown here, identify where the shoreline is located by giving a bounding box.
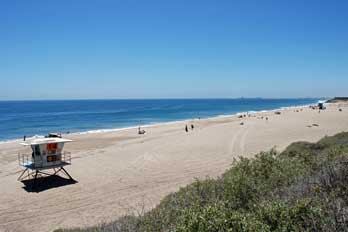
[0,102,318,144]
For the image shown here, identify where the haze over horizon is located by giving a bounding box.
[1,0,347,100]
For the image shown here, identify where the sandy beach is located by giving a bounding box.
[1,103,348,232]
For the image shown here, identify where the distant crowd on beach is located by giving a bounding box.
[135,102,345,137]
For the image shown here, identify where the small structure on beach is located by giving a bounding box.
[18,136,74,185]
[318,101,326,110]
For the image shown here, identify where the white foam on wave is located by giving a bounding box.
[0,138,22,144]
[68,120,191,136]
[215,114,237,118]
[0,134,44,145]
[75,126,139,135]
[279,103,314,111]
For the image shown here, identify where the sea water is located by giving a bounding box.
[0,98,319,141]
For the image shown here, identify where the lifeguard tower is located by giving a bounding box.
[18,136,74,185]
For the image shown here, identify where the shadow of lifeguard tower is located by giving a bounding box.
[18,136,76,192]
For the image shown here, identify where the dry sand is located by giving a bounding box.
[1,103,348,232]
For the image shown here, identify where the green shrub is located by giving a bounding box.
[176,203,269,232]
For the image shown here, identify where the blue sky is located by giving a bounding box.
[1,0,347,100]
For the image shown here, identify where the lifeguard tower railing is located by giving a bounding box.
[18,152,72,170]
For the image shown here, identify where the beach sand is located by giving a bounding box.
[1,103,348,232]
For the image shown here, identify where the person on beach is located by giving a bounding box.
[138,126,146,135]
[185,125,188,132]
[191,124,194,130]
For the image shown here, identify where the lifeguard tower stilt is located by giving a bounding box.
[18,136,74,188]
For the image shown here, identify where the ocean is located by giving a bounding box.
[0,98,319,141]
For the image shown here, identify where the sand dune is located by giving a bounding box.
[1,103,348,232]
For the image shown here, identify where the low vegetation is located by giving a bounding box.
[56,132,348,232]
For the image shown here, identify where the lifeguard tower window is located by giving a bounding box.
[33,145,40,156]
[47,143,58,154]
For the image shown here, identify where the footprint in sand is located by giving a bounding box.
[228,127,243,154]
[128,152,161,171]
[239,126,250,155]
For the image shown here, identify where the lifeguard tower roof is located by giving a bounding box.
[20,137,72,146]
